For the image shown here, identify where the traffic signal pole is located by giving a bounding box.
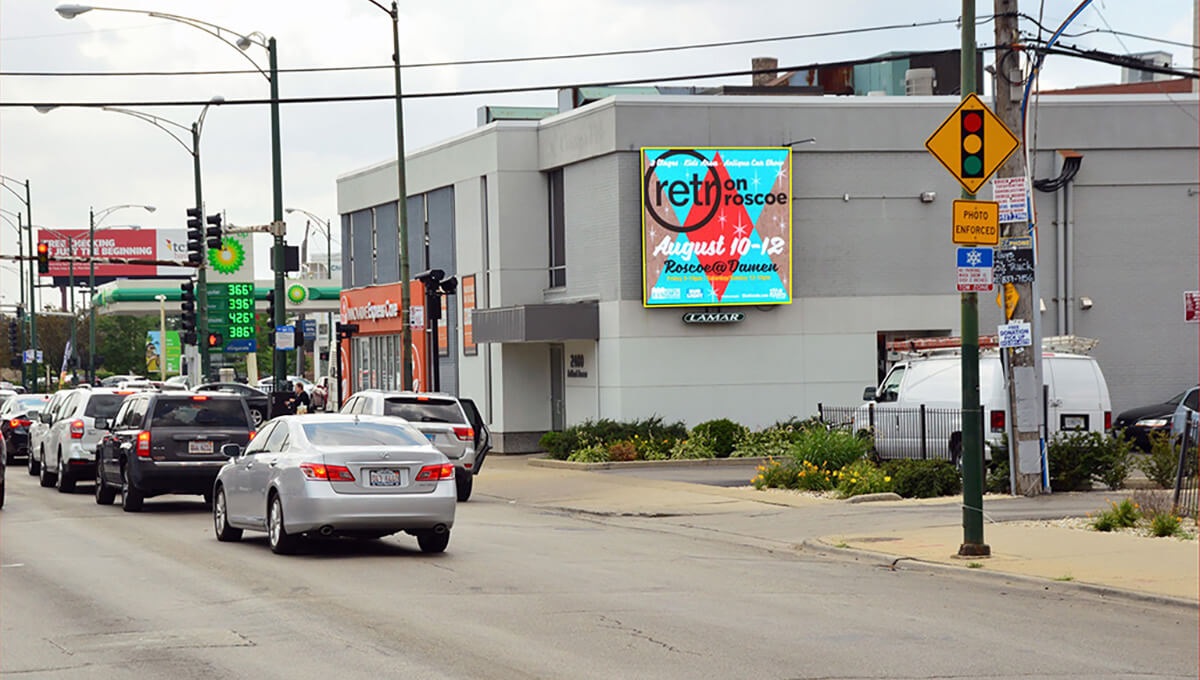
[994,0,1044,496]
[193,122,210,383]
[958,0,990,557]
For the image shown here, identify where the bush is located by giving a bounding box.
[835,459,893,498]
[791,425,871,471]
[1149,512,1184,538]
[885,459,962,498]
[630,434,672,461]
[607,440,637,462]
[1137,432,1180,489]
[669,437,716,460]
[986,436,1011,494]
[752,458,798,490]
[1090,498,1140,532]
[793,459,836,491]
[690,419,747,458]
[540,417,686,460]
[731,427,795,458]
[566,444,609,463]
[1048,431,1133,492]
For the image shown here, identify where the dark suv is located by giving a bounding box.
[96,392,254,512]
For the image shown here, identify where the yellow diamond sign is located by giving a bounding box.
[925,93,1020,195]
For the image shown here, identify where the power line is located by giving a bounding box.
[0,16,979,78]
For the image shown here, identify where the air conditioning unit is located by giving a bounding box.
[905,68,936,96]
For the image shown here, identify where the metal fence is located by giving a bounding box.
[818,403,971,463]
[1173,420,1198,519]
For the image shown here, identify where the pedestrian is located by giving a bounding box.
[286,381,311,415]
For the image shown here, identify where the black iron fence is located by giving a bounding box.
[818,403,973,463]
[1173,420,1198,519]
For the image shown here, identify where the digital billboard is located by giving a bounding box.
[641,147,792,307]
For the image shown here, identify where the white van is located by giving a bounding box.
[857,349,1112,460]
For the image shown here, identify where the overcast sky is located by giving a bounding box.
[0,1,1195,309]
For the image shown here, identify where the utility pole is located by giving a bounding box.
[994,0,1044,496]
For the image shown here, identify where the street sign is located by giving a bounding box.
[992,176,1029,223]
[951,199,999,245]
[925,93,1020,195]
[994,248,1035,284]
[301,318,318,338]
[276,325,295,350]
[998,321,1032,348]
[956,246,994,292]
[996,283,1019,319]
[1185,290,1199,323]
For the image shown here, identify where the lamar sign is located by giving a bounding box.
[951,199,999,245]
[682,312,745,324]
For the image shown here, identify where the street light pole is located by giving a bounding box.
[2,176,38,391]
[267,36,287,392]
[0,210,26,387]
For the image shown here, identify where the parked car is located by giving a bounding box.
[1170,386,1199,447]
[0,393,51,463]
[858,349,1111,461]
[213,414,456,554]
[37,387,140,493]
[1113,389,1192,452]
[95,392,255,511]
[340,390,491,501]
[27,389,77,476]
[195,382,270,426]
[0,388,17,413]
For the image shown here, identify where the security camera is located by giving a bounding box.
[1079,296,1093,310]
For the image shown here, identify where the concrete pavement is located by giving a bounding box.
[480,455,1198,606]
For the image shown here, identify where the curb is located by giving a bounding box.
[528,456,769,471]
[801,537,1199,610]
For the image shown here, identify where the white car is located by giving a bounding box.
[1170,386,1199,448]
[212,414,456,554]
[27,389,76,477]
[38,387,140,492]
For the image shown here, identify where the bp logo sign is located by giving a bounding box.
[208,237,246,275]
[287,284,307,304]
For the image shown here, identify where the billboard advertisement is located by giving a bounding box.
[37,228,189,281]
[641,147,792,307]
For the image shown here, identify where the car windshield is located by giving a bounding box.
[301,421,427,447]
[13,395,49,411]
[84,394,128,419]
[151,398,248,427]
[382,397,462,423]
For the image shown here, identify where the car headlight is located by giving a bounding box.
[1135,418,1170,428]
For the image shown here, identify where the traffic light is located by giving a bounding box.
[8,321,19,367]
[264,290,277,345]
[37,242,50,274]
[186,207,204,267]
[204,213,223,250]
[960,109,984,179]
[180,279,197,346]
[294,321,305,348]
[206,332,223,349]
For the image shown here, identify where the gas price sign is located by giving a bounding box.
[206,282,257,353]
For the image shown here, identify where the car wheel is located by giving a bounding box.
[38,452,56,488]
[455,472,473,502]
[417,529,450,554]
[249,408,265,427]
[55,454,75,493]
[27,451,39,476]
[213,487,243,542]
[120,465,143,512]
[94,464,115,505]
[267,494,299,554]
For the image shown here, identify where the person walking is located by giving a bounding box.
[286,381,311,415]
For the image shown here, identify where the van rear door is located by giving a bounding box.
[1044,356,1111,436]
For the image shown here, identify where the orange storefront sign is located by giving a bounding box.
[339,281,427,395]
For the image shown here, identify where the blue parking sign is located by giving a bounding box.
[956,246,993,268]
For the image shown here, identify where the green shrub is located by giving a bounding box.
[791,425,871,471]
[835,459,894,498]
[541,417,686,459]
[793,459,836,491]
[1048,430,1133,491]
[731,427,795,458]
[885,459,962,498]
[752,458,798,490]
[690,419,747,458]
[1137,432,1180,489]
[566,444,610,463]
[1090,498,1140,532]
[630,434,672,461]
[1149,512,1184,538]
[669,437,716,460]
[986,435,1011,494]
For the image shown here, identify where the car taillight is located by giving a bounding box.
[17,418,31,428]
[8,418,20,429]
[989,410,1005,433]
[453,426,474,441]
[1104,411,1112,430]
[191,395,209,401]
[299,463,355,482]
[416,463,454,481]
[136,430,151,457]
[70,419,85,439]
[247,430,257,441]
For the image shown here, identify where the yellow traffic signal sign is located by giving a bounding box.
[926,93,1020,195]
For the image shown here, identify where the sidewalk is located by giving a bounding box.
[484,456,1198,605]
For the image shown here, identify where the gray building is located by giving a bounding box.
[337,92,1199,452]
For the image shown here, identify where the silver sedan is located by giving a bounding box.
[212,414,456,554]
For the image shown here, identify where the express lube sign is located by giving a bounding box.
[641,147,792,307]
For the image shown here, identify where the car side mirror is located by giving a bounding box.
[221,443,242,458]
[40,412,52,424]
[94,417,110,431]
[862,386,878,402]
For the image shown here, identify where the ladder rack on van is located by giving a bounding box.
[886,334,1099,359]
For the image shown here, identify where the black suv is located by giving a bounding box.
[95,392,254,511]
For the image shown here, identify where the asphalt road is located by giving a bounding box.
[2,468,1196,680]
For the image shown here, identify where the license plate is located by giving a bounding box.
[188,440,214,455]
[368,468,406,487]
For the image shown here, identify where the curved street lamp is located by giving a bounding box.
[88,205,155,383]
[1,176,38,389]
[0,209,26,331]
[56,4,287,390]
